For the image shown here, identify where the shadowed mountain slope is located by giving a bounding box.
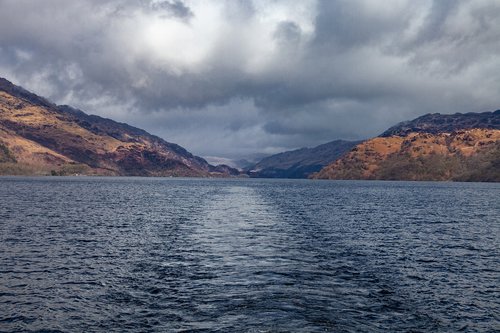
[0,77,236,176]
[248,140,360,178]
[381,111,500,137]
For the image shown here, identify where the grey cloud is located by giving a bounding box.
[151,0,193,19]
[312,0,408,50]
[394,1,500,73]
[0,0,499,159]
[274,21,302,45]
[414,0,459,44]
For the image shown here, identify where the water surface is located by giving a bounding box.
[0,177,499,332]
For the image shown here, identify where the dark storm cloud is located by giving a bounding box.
[0,0,499,158]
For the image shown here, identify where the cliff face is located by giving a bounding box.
[248,140,359,178]
[313,112,500,182]
[0,77,235,177]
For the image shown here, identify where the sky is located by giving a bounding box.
[0,0,499,161]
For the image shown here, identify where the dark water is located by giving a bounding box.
[0,177,499,332]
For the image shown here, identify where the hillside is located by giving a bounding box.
[247,140,359,178]
[313,111,500,182]
[381,111,500,137]
[0,77,236,177]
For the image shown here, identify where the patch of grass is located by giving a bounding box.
[0,161,92,176]
[53,163,91,176]
[453,142,500,182]
[0,162,48,175]
[0,142,17,163]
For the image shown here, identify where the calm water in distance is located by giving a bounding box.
[0,177,499,332]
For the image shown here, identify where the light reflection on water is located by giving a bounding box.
[0,177,499,332]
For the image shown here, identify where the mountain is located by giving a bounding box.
[312,111,500,182]
[0,77,238,177]
[247,140,360,178]
[381,111,500,137]
[203,155,265,170]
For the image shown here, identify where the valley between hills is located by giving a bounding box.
[1,77,499,181]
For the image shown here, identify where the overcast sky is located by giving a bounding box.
[1,0,499,160]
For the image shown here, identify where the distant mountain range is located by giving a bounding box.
[0,77,238,176]
[247,140,360,178]
[1,76,498,181]
[313,111,500,181]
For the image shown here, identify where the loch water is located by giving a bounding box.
[0,177,499,332]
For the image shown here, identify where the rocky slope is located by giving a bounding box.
[381,111,500,137]
[313,111,500,182]
[247,140,359,178]
[0,77,236,177]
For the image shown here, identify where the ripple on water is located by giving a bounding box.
[0,177,499,332]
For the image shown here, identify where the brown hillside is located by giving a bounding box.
[312,129,500,181]
[0,78,234,176]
